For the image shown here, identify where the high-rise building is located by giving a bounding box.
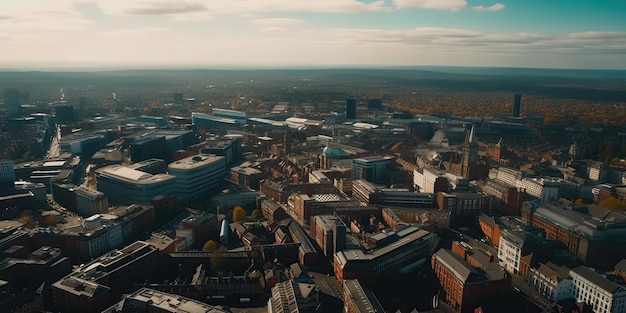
[130,135,167,163]
[4,88,21,117]
[168,154,226,205]
[512,94,521,118]
[367,99,383,112]
[346,98,357,119]
[54,104,75,124]
[173,92,184,105]
[352,156,394,184]
[0,159,16,196]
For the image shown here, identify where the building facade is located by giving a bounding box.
[168,154,226,205]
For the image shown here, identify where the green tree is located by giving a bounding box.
[233,206,247,222]
[203,240,218,252]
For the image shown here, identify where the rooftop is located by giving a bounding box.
[168,154,225,170]
[571,266,626,295]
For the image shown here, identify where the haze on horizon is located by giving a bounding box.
[1,0,626,70]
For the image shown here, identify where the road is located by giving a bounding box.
[510,274,553,312]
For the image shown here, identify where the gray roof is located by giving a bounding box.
[615,259,626,272]
[571,266,625,295]
[432,249,486,284]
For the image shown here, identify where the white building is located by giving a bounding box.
[497,229,525,274]
[96,164,176,205]
[519,178,559,202]
[570,266,626,313]
[589,161,608,183]
[529,262,575,302]
[414,167,448,193]
[168,154,226,205]
[74,186,108,217]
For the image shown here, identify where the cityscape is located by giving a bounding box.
[1,1,626,313]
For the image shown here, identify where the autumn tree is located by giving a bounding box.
[574,198,585,206]
[250,209,260,220]
[203,240,218,252]
[233,206,247,222]
[598,197,626,211]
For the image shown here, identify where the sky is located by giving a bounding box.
[1,0,625,70]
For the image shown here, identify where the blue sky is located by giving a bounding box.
[1,0,625,69]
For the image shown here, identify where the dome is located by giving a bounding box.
[322,145,347,157]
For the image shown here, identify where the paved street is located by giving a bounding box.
[511,274,553,312]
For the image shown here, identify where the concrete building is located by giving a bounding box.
[352,156,394,184]
[414,167,450,194]
[130,135,166,163]
[287,193,358,224]
[482,179,526,216]
[312,215,346,258]
[268,280,319,313]
[74,186,108,217]
[431,248,511,313]
[53,241,160,313]
[103,287,231,313]
[343,279,386,313]
[96,164,176,205]
[353,179,435,208]
[570,266,626,313]
[334,226,435,287]
[168,154,226,205]
[0,159,15,195]
[529,262,574,302]
[522,201,626,269]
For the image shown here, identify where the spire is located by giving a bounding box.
[468,124,476,144]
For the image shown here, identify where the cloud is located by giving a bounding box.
[473,3,505,11]
[260,27,287,32]
[88,0,389,21]
[98,27,170,37]
[0,1,92,36]
[251,18,305,26]
[393,0,467,11]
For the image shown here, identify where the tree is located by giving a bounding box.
[44,214,58,226]
[210,252,225,274]
[19,215,31,224]
[250,209,260,220]
[203,240,218,252]
[574,198,585,206]
[233,206,247,222]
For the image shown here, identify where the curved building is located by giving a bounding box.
[168,154,226,205]
[95,165,176,205]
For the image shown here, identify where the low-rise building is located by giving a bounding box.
[431,248,511,313]
[343,279,386,313]
[529,262,574,302]
[570,266,626,313]
[334,226,435,287]
[95,164,176,205]
[103,287,231,313]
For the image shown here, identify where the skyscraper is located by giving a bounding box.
[346,98,357,119]
[4,88,21,117]
[0,159,15,196]
[512,94,521,118]
[367,98,383,112]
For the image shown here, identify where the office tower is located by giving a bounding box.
[168,154,226,205]
[174,92,184,105]
[4,88,21,117]
[513,94,521,118]
[367,99,383,112]
[346,98,357,119]
[0,159,15,195]
[54,104,75,124]
[130,136,167,163]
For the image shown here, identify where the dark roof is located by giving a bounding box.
[615,259,626,272]
[571,266,624,294]
[433,249,486,284]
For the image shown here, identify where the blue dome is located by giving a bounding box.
[322,145,347,157]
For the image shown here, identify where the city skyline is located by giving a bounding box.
[1,0,626,70]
